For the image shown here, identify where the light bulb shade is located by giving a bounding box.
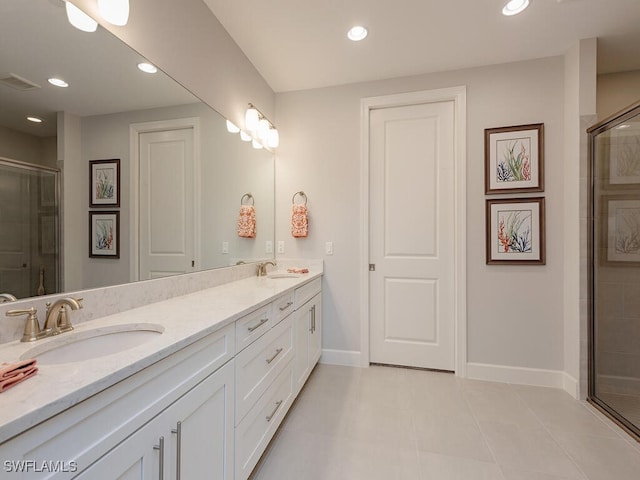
[267,128,280,148]
[245,107,259,132]
[257,118,270,140]
[65,2,98,32]
[98,0,130,26]
[502,0,530,16]
[240,130,252,142]
[226,120,240,133]
[252,139,263,149]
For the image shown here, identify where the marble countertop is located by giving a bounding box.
[0,269,322,444]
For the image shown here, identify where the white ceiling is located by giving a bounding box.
[203,0,640,93]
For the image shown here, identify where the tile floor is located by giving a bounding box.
[250,364,640,480]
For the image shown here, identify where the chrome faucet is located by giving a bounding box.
[257,261,277,276]
[44,297,83,335]
[0,293,17,303]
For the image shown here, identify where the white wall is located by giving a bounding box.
[0,126,56,167]
[275,56,568,374]
[597,70,640,120]
[72,0,275,128]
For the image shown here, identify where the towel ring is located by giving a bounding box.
[241,193,254,206]
[292,191,307,206]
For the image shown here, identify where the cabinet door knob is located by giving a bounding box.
[153,436,165,480]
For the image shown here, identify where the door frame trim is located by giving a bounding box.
[359,86,467,376]
[129,117,201,282]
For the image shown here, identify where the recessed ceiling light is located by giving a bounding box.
[137,62,157,74]
[48,77,69,88]
[27,116,43,123]
[502,0,530,16]
[347,25,368,42]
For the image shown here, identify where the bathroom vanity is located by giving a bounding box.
[0,269,322,479]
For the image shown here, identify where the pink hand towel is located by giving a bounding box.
[291,204,308,237]
[0,359,38,393]
[237,205,256,238]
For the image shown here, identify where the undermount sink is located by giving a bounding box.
[266,273,301,279]
[20,323,164,365]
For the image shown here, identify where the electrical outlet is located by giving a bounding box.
[265,240,273,253]
[222,241,229,254]
[277,240,285,254]
[325,241,333,255]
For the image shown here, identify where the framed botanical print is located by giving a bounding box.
[604,197,640,264]
[486,197,545,265]
[90,159,120,207]
[89,211,120,258]
[485,123,544,194]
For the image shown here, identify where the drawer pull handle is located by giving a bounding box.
[266,400,283,422]
[279,301,293,311]
[153,436,165,480]
[266,347,284,364]
[248,317,268,332]
[171,421,182,480]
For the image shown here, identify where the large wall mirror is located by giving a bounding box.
[0,0,275,300]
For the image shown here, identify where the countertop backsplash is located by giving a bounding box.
[0,259,322,345]
[0,262,259,344]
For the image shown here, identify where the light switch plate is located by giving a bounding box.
[265,240,273,253]
[277,240,285,254]
[222,241,229,254]
[325,241,333,255]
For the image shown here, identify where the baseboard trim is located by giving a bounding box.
[467,362,579,398]
[319,349,361,367]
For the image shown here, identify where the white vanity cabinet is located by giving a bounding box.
[0,273,322,480]
[0,323,235,480]
[75,360,235,480]
[293,292,322,396]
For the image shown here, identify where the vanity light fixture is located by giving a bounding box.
[502,0,530,16]
[226,120,241,133]
[244,103,279,149]
[64,1,98,32]
[48,78,69,88]
[98,0,130,26]
[251,139,263,149]
[347,25,368,41]
[240,130,252,142]
[137,62,157,74]
[27,116,43,123]
[267,128,280,149]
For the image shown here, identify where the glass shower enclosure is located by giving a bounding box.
[588,101,640,440]
[0,157,60,300]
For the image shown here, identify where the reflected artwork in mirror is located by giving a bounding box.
[0,0,275,300]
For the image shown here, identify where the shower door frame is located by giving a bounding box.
[587,100,640,442]
[0,156,61,299]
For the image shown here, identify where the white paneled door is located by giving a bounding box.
[369,100,455,371]
[138,127,196,280]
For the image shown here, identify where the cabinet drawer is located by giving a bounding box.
[235,314,293,424]
[235,363,294,480]
[235,303,272,354]
[273,291,295,325]
[294,277,322,309]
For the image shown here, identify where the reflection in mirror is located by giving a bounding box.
[0,158,60,299]
[0,0,275,300]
